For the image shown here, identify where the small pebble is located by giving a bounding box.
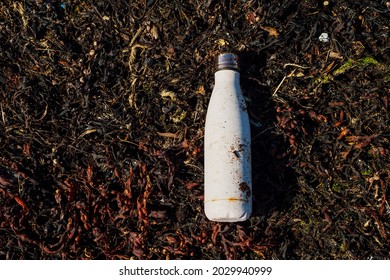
[319,32,329,43]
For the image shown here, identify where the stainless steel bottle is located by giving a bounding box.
[204,53,252,222]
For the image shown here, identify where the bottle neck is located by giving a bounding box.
[214,69,240,86]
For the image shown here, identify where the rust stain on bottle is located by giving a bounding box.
[206,197,247,203]
[230,142,247,159]
[239,182,251,198]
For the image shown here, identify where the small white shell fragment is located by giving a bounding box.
[319,32,330,43]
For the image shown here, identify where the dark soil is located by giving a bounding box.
[0,0,389,260]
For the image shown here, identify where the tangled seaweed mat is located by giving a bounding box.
[0,0,389,259]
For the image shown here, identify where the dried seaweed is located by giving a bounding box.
[1,0,389,260]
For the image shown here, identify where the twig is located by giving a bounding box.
[0,103,5,125]
[129,27,143,47]
[272,75,287,97]
[283,63,310,69]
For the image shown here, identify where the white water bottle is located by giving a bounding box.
[204,53,252,222]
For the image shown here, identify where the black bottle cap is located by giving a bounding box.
[215,53,239,71]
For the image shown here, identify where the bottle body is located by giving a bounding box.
[204,69,252,222]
